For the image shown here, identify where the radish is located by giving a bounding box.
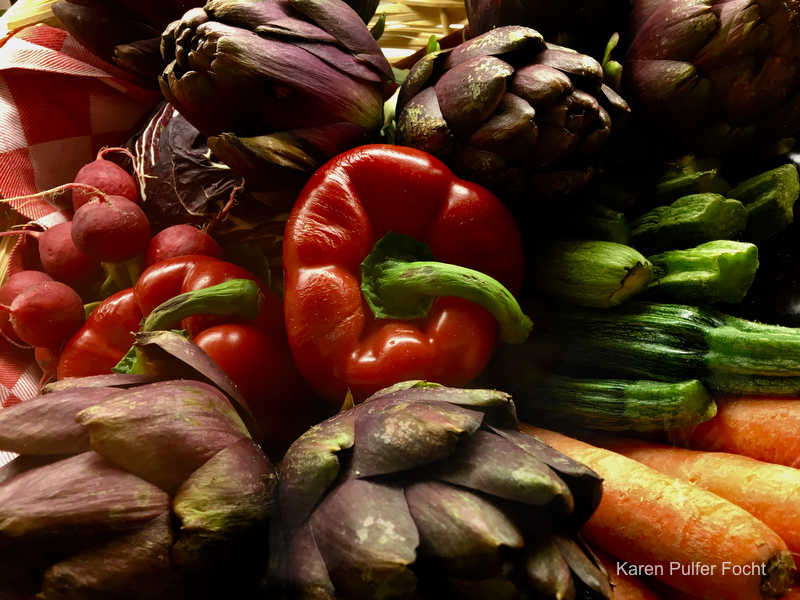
[72,149,139,211]
[71,195,152,263]
[0,279,85,349]
[143,224,224,268]
[0,271,53,344]
[0,223,100,287]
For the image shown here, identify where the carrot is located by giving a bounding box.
[589,543,663,600]
[667,396,800,469]
[586,433,800,555]
[642,577,704,600]
[521,424,796,600]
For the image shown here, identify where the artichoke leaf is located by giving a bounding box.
[466,93,538,161]
[277,410,356,537]
[280,521,340,599]
[77,380,250,495]
[522,535,574,600]
[552,535,614,600]
[0,452,170,542]
[509,63,573,109]
[347,398,484,478]
[424,430,573,508]
[310,478,419,600]
[433,56,514,139]
[0,387,126,456]
[405,479,523,579]
[39,512,180,600]
[288,0,393,79]
[395,86,454,158]
[171,438,276,570]
[443,26,545,70]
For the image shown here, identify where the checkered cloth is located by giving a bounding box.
[0,24,161,466]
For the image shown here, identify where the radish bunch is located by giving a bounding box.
[0,149,227,363]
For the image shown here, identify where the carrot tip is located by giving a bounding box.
[763,551,796,598]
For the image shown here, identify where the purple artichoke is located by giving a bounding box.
[0,377,276,600]
[269,380,611,600]
[623,0,800,157]
[464,0,631,58]
[159,0,393,190]
[394,26,630,203]
[51,0,208,84]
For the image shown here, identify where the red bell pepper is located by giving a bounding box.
[282,144,531,404]
[58,255,331,455]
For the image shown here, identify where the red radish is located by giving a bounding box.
[71,196,151,263]
[0,280,85,349]
[0,271,53,343]
[0,223,101,287]
[143,224,224,268]
[72,154,138,211]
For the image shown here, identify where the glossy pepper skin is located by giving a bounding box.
[282,144,526,404]
[58,255,330,455]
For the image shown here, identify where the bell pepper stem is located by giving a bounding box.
[141,279,263,332]
[361,233,531,344]
[370,260,532,344]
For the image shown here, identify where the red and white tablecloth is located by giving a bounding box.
[0,23,161,466]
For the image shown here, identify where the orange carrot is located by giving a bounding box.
[586,433,800,555]
[667,396,800,468]
[589,543,663,600]
[521,424,796,600]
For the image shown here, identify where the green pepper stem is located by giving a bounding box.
[141,279,262,332]
[370,260,532,344]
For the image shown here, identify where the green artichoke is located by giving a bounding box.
[0,378,276,600]
[160,0,393,191]
[269,380,612,600]
[394,26,630,204]
[623,0,800,157]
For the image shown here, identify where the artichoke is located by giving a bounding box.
[623,0,800,157]
[464,0,632,58]
[51,0,208,84]
[394,26,630,204]
[269,380,612,600]
[159,0,393,193]
[0,377,276,600]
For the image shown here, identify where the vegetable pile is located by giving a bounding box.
[1,0,800,598]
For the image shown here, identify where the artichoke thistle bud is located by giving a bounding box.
[623,0,800,157]
[269,380,610,600]
[160,0,393,196]
[395,26,630,204]
[464,0,632,59]
[0,376,277,600]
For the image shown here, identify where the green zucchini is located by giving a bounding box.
[509,375,716,432]
[646,240,759,304]
[645,154,731,204]
[629,193,748,255]
[533,301,800,396]
[526,239,653,308]
[727,163,800,243]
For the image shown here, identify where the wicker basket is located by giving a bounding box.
[370,0,467,59]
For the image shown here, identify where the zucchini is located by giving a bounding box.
[526,239,652,308]
[727,163,800,242]
[532,301,800,396]
[646,240,759,304]
[629,193,748,255]
[645,154,731,204]
[509,375,716,433]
